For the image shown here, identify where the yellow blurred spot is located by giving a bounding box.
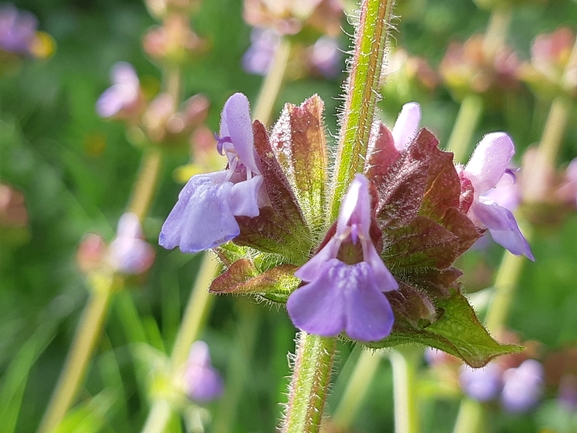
[84,132,107,157]
[174,164,203,183]
[29,31,56,59]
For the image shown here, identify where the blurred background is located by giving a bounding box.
[1,0,577,432]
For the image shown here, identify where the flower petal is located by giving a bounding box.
[471,200,534,260]
[337,173,370,237]
[294,238,340,282]
[288,260,394,341]
[464,132,515,195]
[391,102,421,151]
[228,174,263,217]
[159,174,240,253]
[220,93,260,174]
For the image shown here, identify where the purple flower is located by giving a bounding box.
[242,27,280,76]
[501,359,544,413]
[287,174,398,341]
[308,36,342,78]
[108,213,155,274]
[459,363,504,402]
[96,62,141,118]
[0,4,37,54]
[183,341,223,403]
[391,102,422,151]
[159,93,264,253]
[461,133,534,260]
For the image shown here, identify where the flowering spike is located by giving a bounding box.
[462,133,534,260]
[159,93,264,253]
[287,174,398,342]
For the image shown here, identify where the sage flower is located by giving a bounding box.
[461,133,534,260]
[287,174,398,341]
[159,93,264,253]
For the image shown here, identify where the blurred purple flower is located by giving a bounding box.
[96,62,142,118]
[308,36,342,78]
[108,213,155,274]
[391,102,422,151]
[501,359,544,413]
[0,4,37,54]
[459,363,504,402]
[242,27,280,75]
[184,341,223,403]
[287,174,398,341]
[159,93,264,253]
[462,133,534,260]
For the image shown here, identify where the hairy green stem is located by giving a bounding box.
[445,94,484,163]
[38,273,114,433]
[282,333,336,433]
[141,253,219,433]
[390,347,420,433]
[332,349,381,429]
[329,0,395,219]
[252,38,291,126]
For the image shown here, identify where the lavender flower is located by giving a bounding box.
[501,359,544,413]
[159,93,264,253]
[287,174,398,341]
[0,4,37,54]
[459,363,504,402]
[96,62,142,118]
[308,36,342,78]
[108,213,155,274]
[242,27,280,75]
[184,341,223,403]
[391,102,422,151]
[461,133,534,260]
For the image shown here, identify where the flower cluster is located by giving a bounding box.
[160,92,531,364]
[460,359,544,413]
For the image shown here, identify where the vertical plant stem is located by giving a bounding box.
[452,398,485,433]
[332,349,381,429]
[127,149,163,221]
[141,253,219,433]
[253,38,291,126]
[390,347,420,433]
[329,0,395,219]
[445,94,484,163]
[482,6,512,59]
[484,225,534,335]
[524,96,572,203]
[282,333,336,433]
[212,301,259,433]
[38,273,115,433]
[170,253,219,367]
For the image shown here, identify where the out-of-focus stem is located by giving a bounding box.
[445,94,484,163]
[253,38,291,125]
[484,225,534,335]
[212,301,259,433]
[482,6,511,60]
[452,398,485,433]
[170,254,218,367]
[38,273,114,433]
[524,96,572,203]
[282,333,336,433]
[331,349,381,429]
[127,149,163,221]
[390,347,420,433]
[141,253,219,433]
[329,0,395,220]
